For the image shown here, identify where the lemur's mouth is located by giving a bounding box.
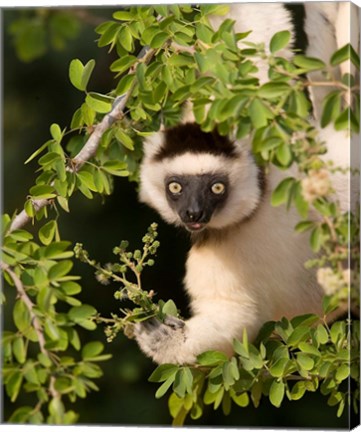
[185,222,206,232]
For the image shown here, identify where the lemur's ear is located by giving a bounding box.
[142,131,165,159]
[180,101,196,124]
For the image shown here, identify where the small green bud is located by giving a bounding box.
[134,250,141,260]
[135,264,143,273]
[113,247,121,255]
[147,259,155,266]
[126,252,133,259]
[120,240,129,250]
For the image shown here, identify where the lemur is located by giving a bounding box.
[133,3,359,365]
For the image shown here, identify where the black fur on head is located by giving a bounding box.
[154,123,238,161]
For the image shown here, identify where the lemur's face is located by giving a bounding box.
[139,123,264,231]
[165,173,229,232]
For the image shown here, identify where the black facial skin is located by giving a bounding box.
[165,174,229,232]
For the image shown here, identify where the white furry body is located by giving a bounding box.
[138,134,325,364]
[182,170,323,363]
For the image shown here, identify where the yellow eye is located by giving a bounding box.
[211,182,225,195]
[168,182,182,194]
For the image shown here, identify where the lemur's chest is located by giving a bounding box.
[184,203,316,308]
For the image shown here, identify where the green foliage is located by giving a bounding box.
[150,311,359,425]
[3,4,360,426]
[73,223,182,342]
[2,224,111,423]
[8,10,81,62]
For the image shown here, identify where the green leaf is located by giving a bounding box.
[269,380,285,407]
[330,43,352,66]
[82,341,104,359]
[298,342,320,356]
[77,319,97,331]
[231,390,249,407]
[336,364,350,382]
[50,123,62,142]
[6,372,23,402]
[81,59,96,91]
[38,151,61,167]
[48,260,73,280]
[168,392,185,419]
[271,177,294,207]
[269,358,289,378]
[113,10,134,21]
[149,364,178,383]
[39,220,57,245]
[162,300,178,317]
[196,351,228,366]
[290,381,307,400]
[115,129,134,151]
[8,406,32,423]
[44,241,73,259]
[296,353,314,370]
[24,140,52,165]
[102,160,129,177]
[334,108,351,131]
[45,318,60,341]
[29,184,56,199]
[119,26,133,51]
[76,170,97,191]
[321,91,342,128]
[173,369,186,398]
[258,82,290,99]
[294,55,326,71]
[201,5,230,16]
[155,376,176,399]
[13,300,37,341]
[287,326,310,347]
[38,352,52,368]
[13,337,26,364]
[68,304,97,322]
[276,142,292,166]
[310,226,323,252]
[69,59,85,91]
[196,23,214,44]
[248,98,273,129]
[295,220,314,233]
[86,93,113,113]
[315,324,329,345]
[270,30,291,53]
[111,55,137,74]
[150,31,169,49]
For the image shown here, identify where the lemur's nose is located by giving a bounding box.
[186,209,204,222]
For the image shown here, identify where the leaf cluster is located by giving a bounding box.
[150,311,359,426]
[2,215,110,424]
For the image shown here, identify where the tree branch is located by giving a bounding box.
[8,46,156,234]
[0,261,47,355]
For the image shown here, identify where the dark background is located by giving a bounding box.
[2,5,352,428]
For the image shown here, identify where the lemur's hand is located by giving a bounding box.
[134,316,187,364]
